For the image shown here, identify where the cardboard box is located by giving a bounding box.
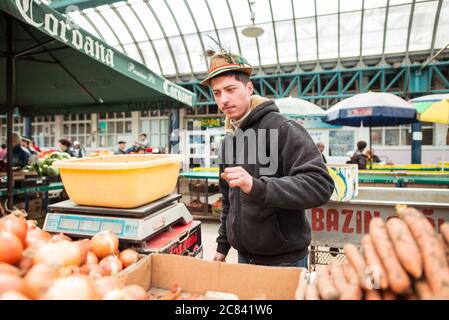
[327,164,359,202]
[117,254,307,300]
[133,221,202,257]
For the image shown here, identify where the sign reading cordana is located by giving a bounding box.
[164,80,194,106]
[15,0,115,67]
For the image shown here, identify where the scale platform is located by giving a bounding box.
[43,194,193,243]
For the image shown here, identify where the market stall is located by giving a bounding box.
[0,0,195,208]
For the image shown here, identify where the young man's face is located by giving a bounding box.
[318,144,325,153]
[210,75,253,121]
[119,143,125,150]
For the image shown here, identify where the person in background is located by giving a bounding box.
[0,144,7,160]
[31,139,41,153]
[348,141,368,170]
[58,138,75,157]
[365,148,381,164]
[135,133,149,148]
[21,136,38,156]
[113,141,127,155]
[136,146,146,154]
[11,132,30,167]
[72,141,86,158]
[316,142,327,164]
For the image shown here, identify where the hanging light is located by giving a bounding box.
[242,1,264,38]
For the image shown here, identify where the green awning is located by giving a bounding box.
[0,0,196,116]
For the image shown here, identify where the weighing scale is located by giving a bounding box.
[43,194,193,243]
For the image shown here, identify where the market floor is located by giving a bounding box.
[200,221,238,264]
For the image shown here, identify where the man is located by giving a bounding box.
[114,141,127,155]
[72,141,86,158]
[135,133,149,149]
[348,141,368,170]
[203,51,335,267]
[12,132,30,168]
[317,142,327,163]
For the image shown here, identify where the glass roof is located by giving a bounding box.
[47,0,449,80]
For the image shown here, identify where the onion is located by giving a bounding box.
[86,251,99,265]
[119,249,139,269]
[0,273,29,297]
[64,265,80,276]
[79,264,105,280]
[41,275,99,300]
[17,247,37,274]
[99,255,123,276]
[0,213,27,246]
[33,241,83,267]
[103,289,129,300]
[75,239,90,265]
[26,220,38,231]
[0,231,23,265]
[51,233,71,242]
[25,229,51,249]
[122,285,149,300]
[90,231,119,259]
[0,262,22,276]
[24,263,63,299]
[93,276,124,298]
[0,291,30,300]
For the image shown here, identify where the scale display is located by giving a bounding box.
[45,214,139,238]
[44,202,193,242]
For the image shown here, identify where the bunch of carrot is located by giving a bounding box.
[300,205,449,300]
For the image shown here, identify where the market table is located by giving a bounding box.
[178,171,220,221]
[0,182,64,214]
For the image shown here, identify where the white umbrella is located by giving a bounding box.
[275,97,325,119]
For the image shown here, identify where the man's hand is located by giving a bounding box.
[220,166,253,194]
[213,252,226,262]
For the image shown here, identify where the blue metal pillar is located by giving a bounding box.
[23,116,31,139]
[409,69,429,164]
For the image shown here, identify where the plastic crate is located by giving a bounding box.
[308,245,346,272]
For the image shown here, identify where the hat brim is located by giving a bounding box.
[200,66,253,86]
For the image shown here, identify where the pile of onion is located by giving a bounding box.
[0,216,147,300]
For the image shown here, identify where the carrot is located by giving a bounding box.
[343,261,360,287]
[365,289,382,300]
[361,234,389,289]
[381,290,396,300]
[396,206,449,293]
[328,261,349,294]
[340,285,363,300]
[440,223,449,246]
[344,243,369,290]
[414,279,433,300]
[160,284,182,300]
[304,281,320,300]
[316,265,340,300]
[369,217,411,294]
[386,217,423,279]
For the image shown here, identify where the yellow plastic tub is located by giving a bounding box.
[53,154,185,208]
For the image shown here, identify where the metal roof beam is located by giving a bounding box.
[109,5,146,65]
[184,0,209,71]
[404,0,416,63]
[430,0,443,57]
[50,0,123,12]
[164,0,195,78]
[268,0,281,72]
[225,0,242,54]
[145,1,180,78]
[125,2,164,74]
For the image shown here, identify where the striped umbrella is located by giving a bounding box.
[411,93,449,124]
[411,94,449,170]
